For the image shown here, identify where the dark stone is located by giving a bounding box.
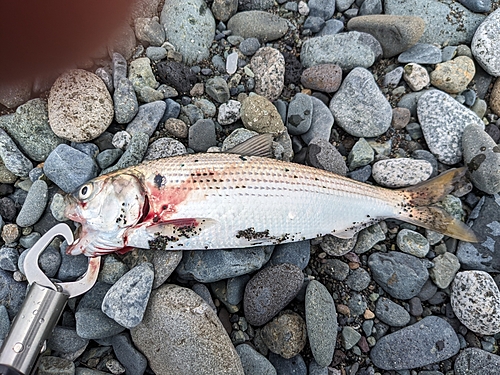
[156,61,197,94]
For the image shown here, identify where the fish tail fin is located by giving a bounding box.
[397,167,479,243]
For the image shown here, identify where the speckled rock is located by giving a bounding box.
[235,344,276,375]
[261,311,306,359]
[244,263,304,326]
[144,137,187,160]
[131,284,244,375]
[397,229,429,258]
[372,158,432,188]
[403,63,430,91]
[430,56,475,94]
[48,69,113,142]
[471,9,500,77]
[300,64,342,93]
[429,252,460,289]
[451,271,500,335]
[454,348,500,375]
[330,67,391,137]
[307,138,348,175]
[16,180,48,227]
[375,297,411,327]
[462,124,500,194]
[212,0,238,22]
[218,100,241,125]
[250,48,285,102]
[417,90,483,165]
[227,11,288,42]
[0,129,33,177]
[241,95,285,134]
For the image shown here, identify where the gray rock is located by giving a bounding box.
[308,0,335,20]
[16,180,48,227]
[383,66,404,87]
[131,284,244,375]
[301,96,334,144]
[398,43,442,64]
[317,19,345,36]
[188,119,217,152]
[417,90,483,165]
[128,57,159,102]
[451,271,500,335]
[134,17,166,46]
[306,138,348,175]
[429,252,460,289]
[300,32,378,70]
[239,38,261,56]
[375,297,411,327]
[194,98,217,118]
[454,348,500,375]
[268,241,310,270]
[397,229,430,258]
[459,0,491,12]
[353,223,386,254]
[218,100,241,125]
[308,360,328,375]
[319,234,357,257]
[146,46,168,61]
[385,0,485,45]
[110,333,148,375]
[0,305,10,341]
[181,104,204,125]
[160,0,215,65]
[330,67,391,137]
[0,269,26,319]
[336,0,355,11]
[18,244,61,278]
[305,280,337,367]
[112,52,127,90]
[0,129,33,177]
[161,98,181,122]
[75,308,126,340]
[102,132,149,174]
[348,292,368,316]
[227,11,288,42]
[0,247,18,272]
[126,101,166,136]
[98,255,129,285]
[113,77,139,124]
[78,282,112,311]
[348,138,374,170]
[304,16,326,33]
[43,144,99,193]
[177,246,273,283]
[57,245,89,282]
[236,344,276,375]
[144,137,187,161]
[368,251,429,300]
[319,258,350,281]
[212,0,238,22]
[38,356,74,375]
[47,326,89,355]
[345,267,371,291]
[471,9,500,77]
[205,76,230,103]
[226,275,251,305]
[370,316,460,370]
[372,158,432,188]
[244,263,304,326]
[462,124,500,194]
[268,353,307,375]
[238,0,274,10]
[286,93,313,136]
[261,311,306,359]
[96,149,123,169]
[341,326,361,349]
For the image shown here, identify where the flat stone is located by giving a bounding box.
[429,252,460,289]
[307,138,348,175]
[251,47,285,102]
[300,64,342,93]
[462,124,500,194]
[385,0,485,46]
[347,15,424,58]
[0,129,33,177]
[241,94,285,134]
[111,333,148,375]
[188,119,217,152]
[126,101,166,137]
[317,19,345,36]
[398,43,442,64]
[471,9,500,77]
[417,90,483,165]
[375,297,411,327]
[372,158,432,188]
[131,284,244,375]
[75,308,126,340]
[301,96,334,144]
[370,316,460,370]
[160,0,215,65]
[348,138,374,170]
[330,67,391,137]
[286,93,313,136]
[454,348,500,375]
[300,32,379,70]
[451,271,500,335]
[235,344,276,375]
[341,326,361,350]
[430,56,475,94]
[114,77,139,124]
[345,267,371,292]
[397,229,429,258]
[227,11,288,42]
[16,180,48,227]
[268,241,310,270]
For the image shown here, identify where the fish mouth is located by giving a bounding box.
[63,194,83,222]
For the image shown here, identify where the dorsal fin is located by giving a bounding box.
[226,134,274,158]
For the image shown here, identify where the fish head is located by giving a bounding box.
[64,173,147,256]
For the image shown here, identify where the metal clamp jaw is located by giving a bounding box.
[0,224,100,375]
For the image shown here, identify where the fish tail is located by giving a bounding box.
[397,167,479,242]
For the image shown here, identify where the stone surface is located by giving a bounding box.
[241,95,285,134]
[156,61,197,94]
[347,15,425,58]
[471,9,500,77]
[403,63,430,91]
[375,297,411,327]
[48,69,113,142]
[307,138,348,175]
[451,271,500,335]
[454,348,500,375]
[300,64,342,93]
[126,101,166,137]
[0,129,33,177]
[251,47,285,102]
[236,344,277,375]
[16,180,48,227]
[371,316,460,370]
[261,311,306,359]
[286,93,313,136]
[397,229,429,258]
[417,90,483,165]
[131,284,244,375]
[398,43,442,64]
[429,252,460,289]
[227,11,288,42]
[372,158,432,188]
[301,96,334,144]
[205,76,230,103]
[430,56,475,94]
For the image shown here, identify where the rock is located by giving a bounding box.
[164,117,187,138]
[2,99,65,162]
[489,78,500,116]
[0,129,33,177]
[268,353,307,375]
[188,119,217,152]
[212,0,238,22]
[0,247,18,272]
[156,61,197,94]
[370,316,460,370]
[131,284,244,375]
[345,268,371,291]
[403,63,430,91]
[176,246,273,283]
[244,263,304,326]
[48,69,113,142]
[375,297,411,327]
[471,9,500,77]
[251,48,285,102]
[385,0,485,45]
[397,229,429,258]
[38,356,74,375]
[16,180,48,227]
[241,95,285,134]
[114,77,139,124]
[391,107,411,129]
[301,96,334,144]
[330,67,391,137]
[306,138,348,175]
[368,251,428,300]
[268,241,310,270]
[383,67,404,87]
[347,15,424,58]
[205,76,230,103]
[261,311,306,359]
[300,64,342,93]
[128,57,159,102]
[454,348,500,375]
[218,100,241,125]
[305,280,337,367]
[102,132,149,174]
[227,11,288,42]
[417,90,483,165]
[319,258,350,281]
[236,344,276,375]
[430,56,475,94]
[308,0,335,19]
[144,137,187,161]
[304,16,326,33]
[317,19,345,36]
[239,38,261,56]
[341,326,361,349]
[429,252,460,289]
[160,0,215,65]
[43,144,99,193]
[348,138,374,170]
[134,17,165,46]
[398,43,442,64]
[319,234,357,257]
[238,0,274,11]
[110,334,148,375]
[126,101,166,137]
[451,271,500,335]
[102,263,154,329]
[75,308,126,340]
[372,158,432,188]
[300,32,379,70]
[462,124,500,194]
[47,326,89,356]
[353,223,386,254]
[286,93,313,136]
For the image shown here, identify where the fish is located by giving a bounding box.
[64,135,478,257]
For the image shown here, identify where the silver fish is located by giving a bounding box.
[64,135,477,257]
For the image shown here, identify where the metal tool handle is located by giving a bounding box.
[0,283,68,375]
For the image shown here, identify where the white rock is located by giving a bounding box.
[403,63,429,91]
[226,52,239,75]
[372,158,433,187]
[112,131,132,150]
[218,100,241,125]
[472,9,500,77]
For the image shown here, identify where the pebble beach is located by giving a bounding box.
[1,0,500,374]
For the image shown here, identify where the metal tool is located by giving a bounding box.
[0,223,100,375]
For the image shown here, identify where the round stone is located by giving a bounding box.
[48,69,113,142]
[430,56,475,94]
[261,311,306,359]
[300,64,342,93]
[397,229,429,258]
[471,9,500,77]
[372,158,432,187]
[251,47,285,102]
[403,63,430,91]
[241,95,285,134]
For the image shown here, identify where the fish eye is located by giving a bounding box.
[78,183,93,200]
